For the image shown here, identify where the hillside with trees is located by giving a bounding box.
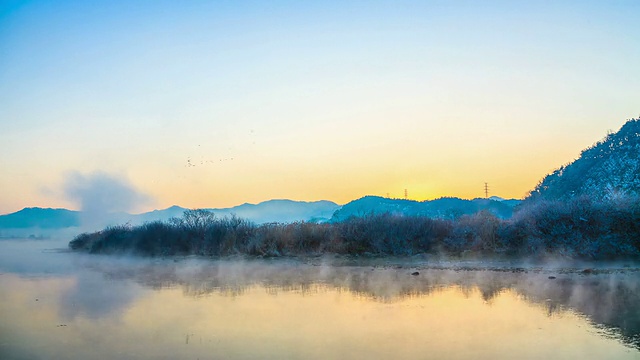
[331,196,518,222]
[528,118,640,202]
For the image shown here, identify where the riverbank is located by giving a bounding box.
[69,197,640,260]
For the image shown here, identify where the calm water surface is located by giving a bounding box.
[0,239,639,359]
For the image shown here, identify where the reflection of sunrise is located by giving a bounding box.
[1,1,639,213]
[1,271,636,360]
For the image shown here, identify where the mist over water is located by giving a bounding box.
[0,239,639,359]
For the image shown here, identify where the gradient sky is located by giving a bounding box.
[1,0,639,214]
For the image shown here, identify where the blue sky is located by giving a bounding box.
[1,0,639,213]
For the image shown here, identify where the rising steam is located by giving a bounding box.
[63,171,152,229]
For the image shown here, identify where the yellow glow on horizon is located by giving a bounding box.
[1,1,638,214]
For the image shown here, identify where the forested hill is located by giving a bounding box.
[528,118,640,201]
[330,196,519,221]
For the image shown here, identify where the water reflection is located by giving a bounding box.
[69,256,640,352]
[59,272,142,319]
[0,239,639,359]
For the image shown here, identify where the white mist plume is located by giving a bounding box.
[63,171,152,229]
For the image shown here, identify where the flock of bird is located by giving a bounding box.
[184,129,255,168]
[186,157,234,168]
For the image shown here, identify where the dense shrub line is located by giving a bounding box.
[69,198,640,259]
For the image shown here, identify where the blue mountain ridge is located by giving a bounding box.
[0,200,341,230]
[0,197,521,231]
[0,207,80,229]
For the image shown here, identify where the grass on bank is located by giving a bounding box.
[69,197,640,260]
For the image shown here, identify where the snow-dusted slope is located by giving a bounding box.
[528,118,640,201]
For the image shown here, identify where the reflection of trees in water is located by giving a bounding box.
[87,259,640,350]
[517,274,640,350]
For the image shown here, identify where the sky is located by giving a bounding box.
[1,0,639,214]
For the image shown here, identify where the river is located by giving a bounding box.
[0,238,638,359]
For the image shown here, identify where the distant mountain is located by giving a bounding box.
[527,118,640,201]
[204,199,340,224]
[330,196,520,222]
[0,207,80,229]
[489,196,522,208]
[129,200,340,224]
[0,195,526,232]
[0,200,341,232]
[132,205,189,224]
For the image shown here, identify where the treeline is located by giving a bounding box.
[69,197,640,260]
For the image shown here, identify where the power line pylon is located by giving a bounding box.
[484,182,489,198]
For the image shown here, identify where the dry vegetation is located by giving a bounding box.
[70,197,640,260]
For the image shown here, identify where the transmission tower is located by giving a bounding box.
[484,182,489,198]
[404,189,408,200]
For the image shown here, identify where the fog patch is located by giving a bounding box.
[0,238,74,275]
